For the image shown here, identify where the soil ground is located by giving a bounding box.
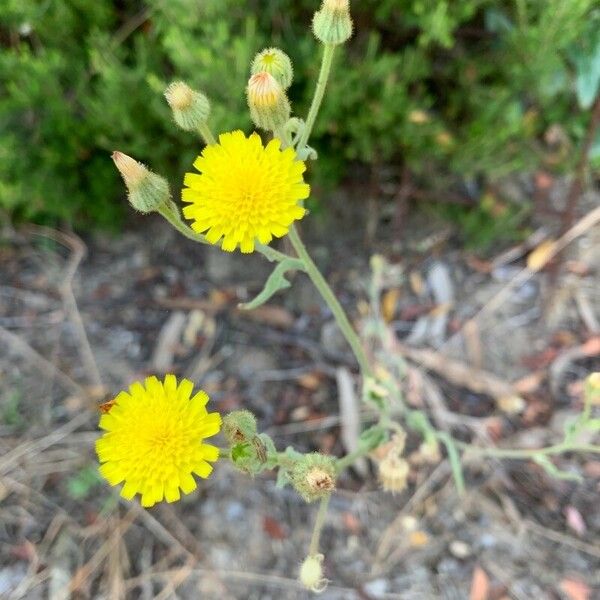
[1,181,599,599]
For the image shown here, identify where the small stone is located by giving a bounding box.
[364,578,389,597]
[449,540,472,559]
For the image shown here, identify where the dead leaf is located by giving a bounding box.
[469,565,490,600]
[409,531,429,547]
[496,395,526,415]
[336,367,367,475]
[342,512,362,535]
[564,506,586,537]
[381,288,400,322]
[560,578,591,600]
[513,371,545,394]
[409,271,426,295]
[240,305,294,328]
[581,336,600,357]
[296,371,323,391]
[527,239,556,271]
[262,516,287,540]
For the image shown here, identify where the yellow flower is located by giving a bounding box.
[182,130,309,253]
[96,374,221,507]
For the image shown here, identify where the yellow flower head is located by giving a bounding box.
[182,130,309,253]
[96,375,221,507]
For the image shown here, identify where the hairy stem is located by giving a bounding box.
[198,122,216,145]
[462,441,600,459]
[297,44,335,152]
[289,225,372,376]
[309,494,331,556]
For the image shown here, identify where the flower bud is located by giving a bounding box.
[164,81,210,132]
[585,372,600,406]
[312,0,353,46]
[299,554,327,593]
[223,410,258,445]
[251,47,293,90]
[111,151,170,213]
[247,71,291,132]
[291,453,336,503]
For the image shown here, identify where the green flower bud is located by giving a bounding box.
[312,0,353,46]
[291,453,336,503]
[164,81,210,132]
[251,47,294,90]
[111,151,170,213]
[223,410,257,445]
[247,72,291,132]
[299,554,327,593]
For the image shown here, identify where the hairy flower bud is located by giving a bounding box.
[312,0,353,46]
[247,71,291,132]
[251,47,294,90]
[111,151,170,213]
[164,81,210,132]
[291,453,336,502]
[299,554,327,593]
[223,410,258,445]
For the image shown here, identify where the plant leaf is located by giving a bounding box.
[239,258,304,310]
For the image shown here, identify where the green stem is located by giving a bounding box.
[288,225,372,376]
[297,44,335,152]
[198,122,216,145]
[336,446,371,473]
[462,442,600,459]
[158,201,208,244]
[309,494,331,556]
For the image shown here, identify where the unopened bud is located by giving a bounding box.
[378,453,409,493]
[299,554,327,593]
[111,151,170,213]
[247,71,291,132]
[251,47,293,90]
[223,410,258,445]
[292,453,336,503]
[164,81,210,132]
[313,0,353,46]
[585,372,600,406]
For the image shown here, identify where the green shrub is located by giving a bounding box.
[1,0,598,231]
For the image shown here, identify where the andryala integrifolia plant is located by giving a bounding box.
[102,1,600,591]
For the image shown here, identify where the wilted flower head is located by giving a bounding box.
[291,452,336,502]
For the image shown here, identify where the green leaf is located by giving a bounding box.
[358,425,388,451]
[533,455,583,482]
[439,433,465,495]
[231,443,252,462]
[239,258,304,310]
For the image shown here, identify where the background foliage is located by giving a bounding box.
[1,0,599,230]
